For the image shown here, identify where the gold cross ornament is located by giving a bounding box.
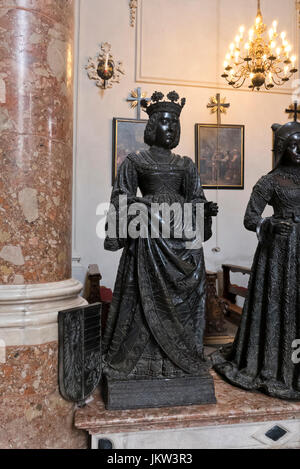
[207,93,230,126]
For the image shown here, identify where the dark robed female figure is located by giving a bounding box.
[103,92,218,383]
[213,121,300,400]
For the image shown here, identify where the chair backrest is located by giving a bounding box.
[222,264,251,304]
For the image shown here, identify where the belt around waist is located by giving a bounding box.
[273,210,300,222]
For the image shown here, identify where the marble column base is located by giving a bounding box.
[0,341,87,449]
[0,278,88,448]
[0,278,87,346]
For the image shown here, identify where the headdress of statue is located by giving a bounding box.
[272,121,300,168]
[141,91,186,117]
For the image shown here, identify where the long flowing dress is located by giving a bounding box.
[103,146,212,380]
[213,165,300,399]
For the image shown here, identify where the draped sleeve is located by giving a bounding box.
[182,156,212,242]
[244,174,274,241]
[104,155,138,251]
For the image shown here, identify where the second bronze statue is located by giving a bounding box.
[213,120,300,401]
[103,91,218,409]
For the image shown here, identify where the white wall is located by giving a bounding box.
[73,0,300,290]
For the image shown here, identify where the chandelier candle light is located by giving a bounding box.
[221,0,298,90]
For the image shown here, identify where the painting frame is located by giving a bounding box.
[195,123,245,190]
[112,117,148,185]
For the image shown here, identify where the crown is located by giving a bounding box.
[141,91,186,117]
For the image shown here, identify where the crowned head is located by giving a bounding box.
[142,91,186,118]
[142,91,186,149]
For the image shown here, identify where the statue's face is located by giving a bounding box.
[285,133,300,165]
[154,112,179,149]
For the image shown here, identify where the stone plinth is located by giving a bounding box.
[75,372,300,449]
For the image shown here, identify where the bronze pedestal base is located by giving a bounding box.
[102,372,216,410]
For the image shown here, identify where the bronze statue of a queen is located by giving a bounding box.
[103,91,218,409]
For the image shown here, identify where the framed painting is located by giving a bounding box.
[195,124,245,189]
[112,118,148,184]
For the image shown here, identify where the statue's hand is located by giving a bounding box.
[274,221,293,237]
[205,202,219,217]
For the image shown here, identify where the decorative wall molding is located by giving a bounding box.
[136,0,297,95]
[130,0,138,27]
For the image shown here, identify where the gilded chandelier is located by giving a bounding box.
[221,0,298,90]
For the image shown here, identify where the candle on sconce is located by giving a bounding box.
[104,52,109,72]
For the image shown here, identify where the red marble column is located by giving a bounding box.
[0,0,74,284]
[0,1,87,448]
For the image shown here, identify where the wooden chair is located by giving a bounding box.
[204,271,235,345]
[221,264,251,325]
[85,264,112,334]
